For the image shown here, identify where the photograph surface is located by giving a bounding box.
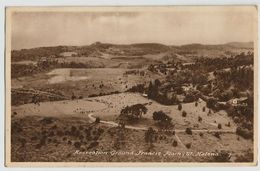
[5,6,258,166]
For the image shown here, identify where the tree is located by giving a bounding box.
[185,143,191,149]
[145,127,156,147]
[148,80,159,99]
[120,104,148,121]
[198,116,202,122]
[172,140,178,147]
[206,98,217,109]
[185,128,192,135]
[178,103,182,111]
[182,111,187,117]
[95,117,100,123]
[153,111,172,126]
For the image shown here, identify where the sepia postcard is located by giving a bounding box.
[5,6,258,167]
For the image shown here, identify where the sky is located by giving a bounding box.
[10,6,256,50]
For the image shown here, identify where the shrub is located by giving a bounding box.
[71,126,77,133]
[218,124,222,129]
[39,117,53,125]
[178,104,182,111]
[79,125,84,130]
[153,111,172,126]
[185,128,192,135]
[199,132,203,137]
[48,131,55,137]
[198,116,202,122]
[31,136,37,141]
[172,140,178,147]
[51,125,57,129]
[182,111,187,117]
[195,102,198,107]
[145,127,156,145]
[35,143,42,149]
[185,143,191,149]
[79,134,84,140]
[214,132,221,139]
[74,141,81,149]
[236,127,253,139]
[95,117,100,123]
[87,141,99,150]
[227,122,231,127]
[203,107,206,112]
[57,130,64,137]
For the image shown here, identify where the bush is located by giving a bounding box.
[182,111,187,117]
[39,117,53,125]
[56,130,64,137]
[236,127,253,139]
[87,141,99,150]
[198,116,202,122]
[172,131,175,135]
[218,124,222,129]
[203,107,206,112]
[71,126,77,133]
[199,132,203,137]
[227,122,231,127]
[153,111,172,126]
[185,128,192,135]
[214,132,221,139]
[195,102,198,107]
[95,117,100,123]
[74,141,81,149]
[185,143,191,149]
[172,140,178,147]
[79,125,84,130]
[178,104,182,111]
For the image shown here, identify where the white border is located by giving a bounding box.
[0,0,259,170]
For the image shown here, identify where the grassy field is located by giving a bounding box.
[11,92,253,162]
[11,68,160,100]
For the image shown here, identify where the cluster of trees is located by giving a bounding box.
[12,59,105,78]
[126,84,145,93]
[144,127,156,147]
[147,79,180,105]
[214,67,253,92]
[184,52,253,73]
[119,104,148,122]
[152,111,172,128]
[11,46,71,62]
[166,69,208,86]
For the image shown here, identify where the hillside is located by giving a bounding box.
[11,42,253,63]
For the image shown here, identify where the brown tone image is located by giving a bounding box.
[5,6,257,166]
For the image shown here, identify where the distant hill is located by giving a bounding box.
[11,42,254,62]
[224,42,253,49]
